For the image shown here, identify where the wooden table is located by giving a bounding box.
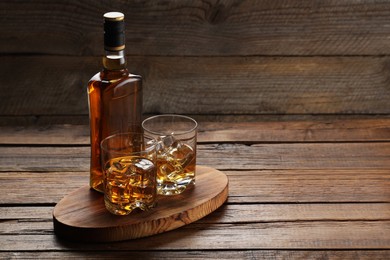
[1,117,390,259]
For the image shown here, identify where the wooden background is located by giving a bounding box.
[1,1,390,258]
[1,0,390,125]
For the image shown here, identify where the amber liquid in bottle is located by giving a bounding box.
[88,49,142,192]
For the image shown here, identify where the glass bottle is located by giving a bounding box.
[87,12,142,192]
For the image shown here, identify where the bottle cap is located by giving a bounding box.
[103,12,125,51]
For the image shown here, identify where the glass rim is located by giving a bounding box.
[100,132,157,155]
[142,114,198,136]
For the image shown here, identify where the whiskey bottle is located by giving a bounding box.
[87,12,143,192]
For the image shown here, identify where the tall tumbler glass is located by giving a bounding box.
[142,114,198,195]
[100,132,157,215]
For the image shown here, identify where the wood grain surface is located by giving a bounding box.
[2,0,390,56]
[1,0,390,257]
[1,1,390,122]
[0,56,389,118]
[1,142,389,172]
[3,222,390,250]
[1,169,389,205]
[1,118,390,144]
[0,118,389,257]
[53,166,228,242]
[0,251,390,259]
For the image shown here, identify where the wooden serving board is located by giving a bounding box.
[53,166,228,242]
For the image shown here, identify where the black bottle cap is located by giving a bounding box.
[103,12,125,51]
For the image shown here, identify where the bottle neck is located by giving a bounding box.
[101,49,128,80]
[102,49,127,71]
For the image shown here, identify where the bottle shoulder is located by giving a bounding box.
[129,73,142,80]
[88,71,142,95]
[89,72,102,83]
[88,71,141,85]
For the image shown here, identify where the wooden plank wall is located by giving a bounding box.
[1,0,390,125]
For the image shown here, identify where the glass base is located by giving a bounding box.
[104,199,156,216]
[157,179,195,196]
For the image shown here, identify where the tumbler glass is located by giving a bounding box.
[142,114,198,195]
[100,132,157,215]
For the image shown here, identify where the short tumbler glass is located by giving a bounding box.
[142,114,198,195]
[100,132,157,215]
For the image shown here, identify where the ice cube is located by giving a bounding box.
[157,139,194,180]
[132,158,155,174]
[108,159,127,175]
[168,142,195,169]
[156,135,176,151]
